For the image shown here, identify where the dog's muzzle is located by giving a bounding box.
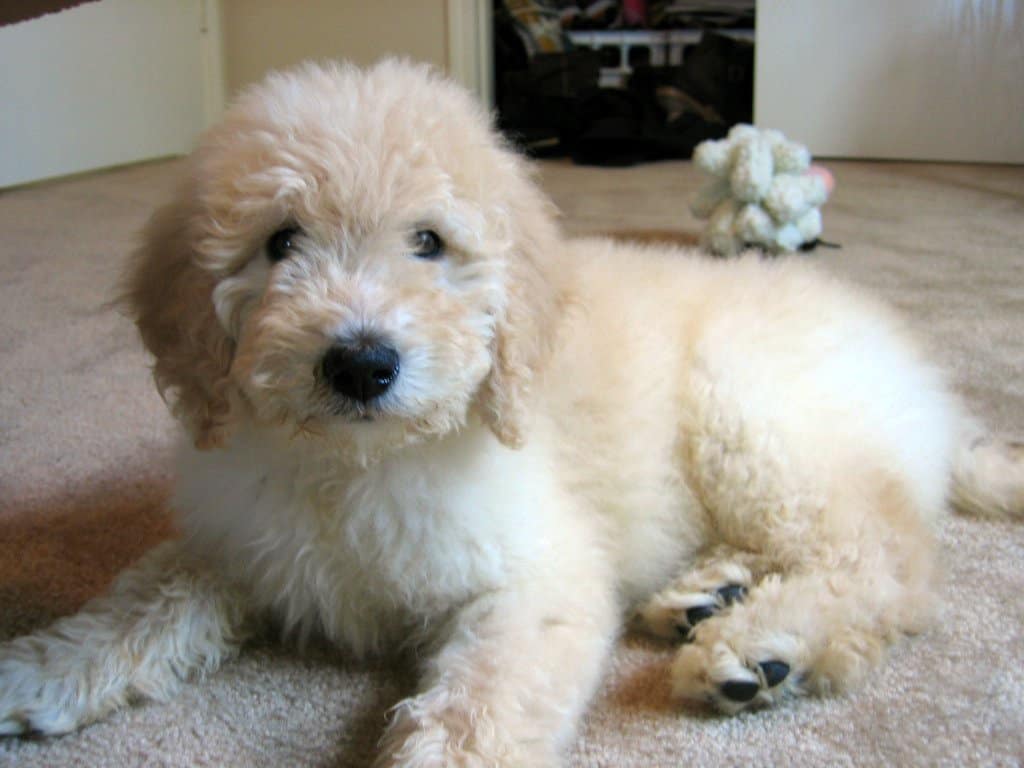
[321,340,400,403]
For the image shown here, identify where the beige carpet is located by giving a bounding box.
[1,157,1022,767]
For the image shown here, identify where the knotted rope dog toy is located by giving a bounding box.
[691,124,835,256]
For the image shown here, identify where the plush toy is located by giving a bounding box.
[691,124,835,256]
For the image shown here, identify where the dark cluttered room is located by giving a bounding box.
[494,0,754,164]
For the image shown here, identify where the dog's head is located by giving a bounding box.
[124,60,564,459]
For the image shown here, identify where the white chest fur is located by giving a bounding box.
[172,425,548,655]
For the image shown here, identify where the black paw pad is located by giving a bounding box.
[720,679,760,702]
[685,604,716,627]
[759,660,790,687]
[716,584,746,605]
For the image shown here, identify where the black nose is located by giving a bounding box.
[321,342,400,403]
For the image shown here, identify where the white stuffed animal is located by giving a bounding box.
[691,124,834,256]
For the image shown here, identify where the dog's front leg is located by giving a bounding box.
[376,569,619,768]
[0,541,251,735]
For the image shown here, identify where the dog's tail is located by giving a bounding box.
[950,434,1024,519]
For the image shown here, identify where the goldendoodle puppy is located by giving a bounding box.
[1,60,1022,766]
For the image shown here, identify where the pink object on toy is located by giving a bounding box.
[808,165,835,195]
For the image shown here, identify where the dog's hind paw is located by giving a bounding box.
[670,624,804,714]
[634,560,752,640]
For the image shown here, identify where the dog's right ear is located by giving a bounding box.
[121,187,237,450]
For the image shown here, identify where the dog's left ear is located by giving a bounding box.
[477,161,567,448]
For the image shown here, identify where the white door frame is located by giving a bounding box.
[446,0,494,108]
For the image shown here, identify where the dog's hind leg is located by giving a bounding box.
[0,541,251,735]
[668,479,941,714]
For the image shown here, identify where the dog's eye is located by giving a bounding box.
[266,227,301,263]
[411,229,444,260]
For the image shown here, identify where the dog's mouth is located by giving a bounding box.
[321,391,393,424]
[337,402,386,423]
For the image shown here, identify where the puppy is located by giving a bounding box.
[1,60,1022,766]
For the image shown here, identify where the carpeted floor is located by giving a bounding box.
[1,157,1022,767]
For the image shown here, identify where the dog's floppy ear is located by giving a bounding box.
[122,186,237,450]
[477,163,567,448]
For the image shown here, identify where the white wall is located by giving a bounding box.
[756,0,1024,162]
[0,0,208,188]
[221,0,449,97]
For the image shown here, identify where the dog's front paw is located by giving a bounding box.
[375,694,553,768]
[376,725,524,768]
[0,649,97,736]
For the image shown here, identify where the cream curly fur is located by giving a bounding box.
[2,60,1022,766]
